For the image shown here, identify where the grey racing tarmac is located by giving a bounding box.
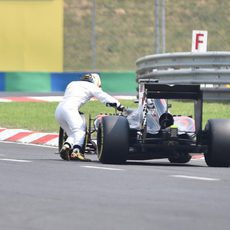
[0,141,230,230]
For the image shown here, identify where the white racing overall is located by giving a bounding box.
[55,81,120,148]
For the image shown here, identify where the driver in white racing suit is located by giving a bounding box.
[55,73,124,161]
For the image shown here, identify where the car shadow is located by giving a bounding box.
[124,160,205,167]
[41,152,205,167]
[90,158,205,168]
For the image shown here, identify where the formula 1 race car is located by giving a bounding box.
[59,80,230,167]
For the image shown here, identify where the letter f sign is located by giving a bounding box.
[192,30,208,52]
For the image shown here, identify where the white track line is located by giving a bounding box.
[0,158,32,163]
[81,165,125,171]
[170,174,220,181]
[30,96,63,102]
[0,98,12,102]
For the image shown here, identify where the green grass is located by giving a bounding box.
[64,0,230,71]
[0,100,136,133]
[170,100,230,124]
[0,102,59,133]
[0,100,230,133]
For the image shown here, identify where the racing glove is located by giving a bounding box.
[116,104,125,112]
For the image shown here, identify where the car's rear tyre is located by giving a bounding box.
[97,116,129,164]
[204,119,230,167]
[58,127,67,152]
[168,153,192,164]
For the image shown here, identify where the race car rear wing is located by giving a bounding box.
[145,84,201,100]
[138,79,202,99]
[138,80,203,135]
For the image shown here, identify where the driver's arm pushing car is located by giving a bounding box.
[55,73,125,161]
[106,102,125,111]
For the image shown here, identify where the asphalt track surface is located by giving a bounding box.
[1,142,230,230]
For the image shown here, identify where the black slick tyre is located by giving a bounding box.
[97,116,129,164]
[204,119,230,167]
[58,127,67,152]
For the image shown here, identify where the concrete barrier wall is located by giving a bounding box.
[0,72,136,94]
